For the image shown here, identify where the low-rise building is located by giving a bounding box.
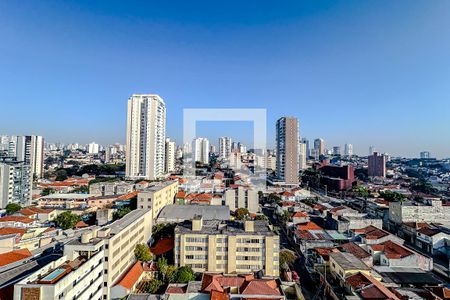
[222,186,259,213]
[389,200,450,227]
[137,180,178,221]
[329,252,371,280]
[174,217,279,276]
[156,205,230,223]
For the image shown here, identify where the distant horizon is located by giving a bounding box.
[1,1,449,158]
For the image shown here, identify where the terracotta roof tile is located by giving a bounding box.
[297,221,321,231]
[116,261,144,290]
[0,216,34,224]
[117,191,138,200]
[150,238,174,256]
[0,227,27,236]
[0,249,32,267]
[370,241,413,259]
[341,242,371,259]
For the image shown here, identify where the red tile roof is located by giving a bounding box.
[211,289,229,300]
[18,207,54,216]
[292,211,308,218]
[117,191,138,201]
[75,221,89,228]
[418,227,440,237]
[370,241,413,259]
[346,272,372,289]
[176,191,186,199]
[358,225,389,240]
[341,242,371,259]
[297,221,321,231]
[240,279,281,296]
[150,238,174,256]
[0,249,32,267]
[166,286,187,294]
[116,261,144,290]
[0,227,27,236]
[346,272,400,300]
[0,216,34,224]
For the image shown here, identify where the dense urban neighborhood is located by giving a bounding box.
[1,94,450,300]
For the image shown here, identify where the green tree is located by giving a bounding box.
[72,185,89,193]
[141,279,164,294]
[166,265,178,283]
[279,249,296,271]
[113,207,131,220]
[254,214,268,221]
[157,257,168,281]
[235,208,250,220]
[134,244,152,262]
[175,266,195,283]
[55,169,68,181]
[41,187,56,196]
[353,185,369,199]
[5,203,22,214]
[55,211,81,230]
[379,190,406,202]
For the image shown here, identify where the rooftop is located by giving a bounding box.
[158,205,230,221]
[107,209,151,235]
[0,249,32,267]
[329,252,371,271]
[176,219,275,236]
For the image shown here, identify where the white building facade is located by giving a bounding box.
[125,94,166,180]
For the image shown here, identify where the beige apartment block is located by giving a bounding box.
[14,209,152,300]
[138,180,178,221]
[175,217,279,277]
[223,186,259,213]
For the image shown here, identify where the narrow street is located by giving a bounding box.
[262,207,317,299]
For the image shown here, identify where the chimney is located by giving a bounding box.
[192,215,203,231]
[244,220,254,232]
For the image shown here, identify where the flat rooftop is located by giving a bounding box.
[144,180,178,192]
[107,209,151,235]
[157,205,230,221]
[176,219,275,236]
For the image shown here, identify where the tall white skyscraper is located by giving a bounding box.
[369,146,376,155]
[125,94,166,180]
[0,160,32,208]
[165,138,176,173]
[219,137,232,160]
[88,142,100,154]
[276,117,299,185]
[344,143,353,156]
[193,138,210,164]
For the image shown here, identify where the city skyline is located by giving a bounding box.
[1,1,450,158]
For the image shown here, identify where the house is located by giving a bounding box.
[415,225,450,255]
[111,261,145,299]
[345,272,400,300]
[341,242,373,267]
[15,207,56,222]
[329,252,371,281]
[352,225,403,245]
[292,211,309,225]
[0,216,38,228]
[0,249,32,267]
[368,240,433,271]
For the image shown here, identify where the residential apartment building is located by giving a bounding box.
[165,138,176,173]
[88,142,100,154]
[299,141,307,170]
[174,217,279,276]
[313,138,325,157]
[125,94,166,180]
[389,200,450,225]
[0,135,44,179]
[137,180,178,221]
[223,186,259,213]
[344,143,353,156]
[193,138,210,164]
[276,117,299,185]
[218,137,232,161]
[368,152,386,177]
[13,209,152,300]
[0,159,32,208]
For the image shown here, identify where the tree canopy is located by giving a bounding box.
[235,208,250,220]
[175,266,195,283]
[134,244,152,262]
[379,190,406,202]
[5,203,22,214]
[55,211,81,230]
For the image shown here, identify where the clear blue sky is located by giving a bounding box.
[1,1,449,158]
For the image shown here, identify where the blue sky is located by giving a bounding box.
[0,1,449,157]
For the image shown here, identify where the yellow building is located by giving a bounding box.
[329,252,371,280]
[175,217,279,276]
[138,180,178,221]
